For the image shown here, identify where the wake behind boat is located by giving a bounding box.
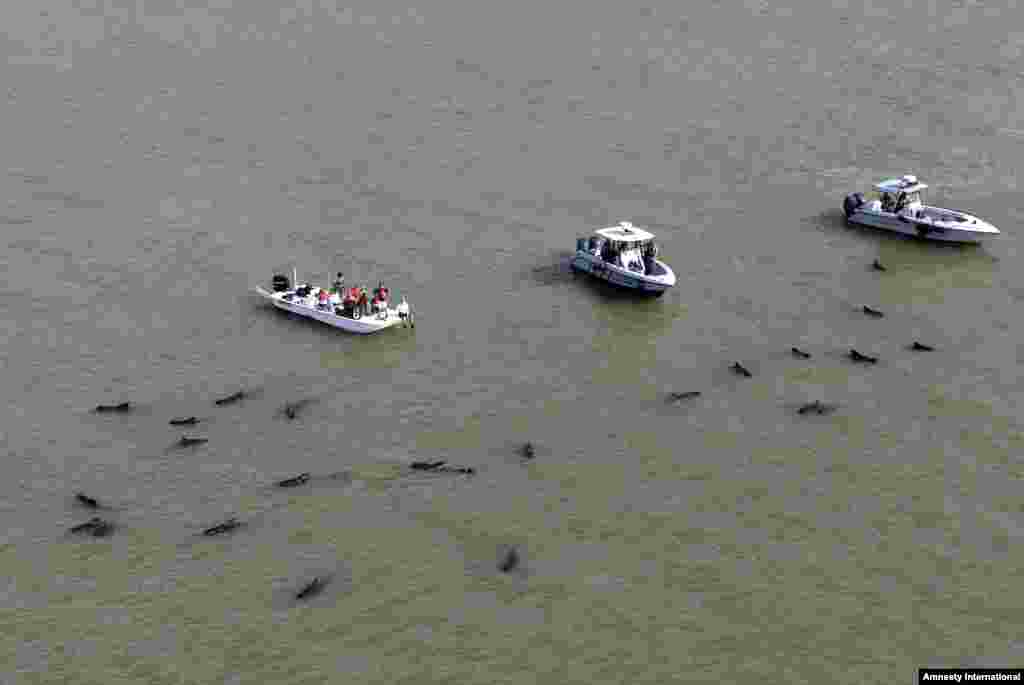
[253,269,414,334]
[571,221,676,296]
[842,174,1000,244]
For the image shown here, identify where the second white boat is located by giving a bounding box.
[843,174,1000,244]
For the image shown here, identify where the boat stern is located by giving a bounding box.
[652,261,677,288]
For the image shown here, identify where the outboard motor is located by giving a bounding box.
[272,273,291,292]
[843,192,864,219]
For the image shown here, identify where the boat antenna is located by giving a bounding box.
[293,266,298,288]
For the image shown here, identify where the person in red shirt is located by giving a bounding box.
[372,280,388,312]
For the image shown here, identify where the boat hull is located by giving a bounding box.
[846,206,999,244]
[570,251,676,295]
[253,287,410,334]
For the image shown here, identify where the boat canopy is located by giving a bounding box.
[874,175,928,194]
[593,221,656,243]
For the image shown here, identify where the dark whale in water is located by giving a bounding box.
[69,517,114,537]
[75,493,100,509]
[276,473,311,488]
[202,517,241,537]
[871,259,886,272]
[169,416,198,426]
[848,349,878,364]
[439,465,476,475]
[797,401,837,416]
[730,362,753,378]
[93,402,132,414]
[410,460,447,471]
[410,460,474,475]
[295,576,328,600]
[910,341,935,352]
[862,305,885,318]
[791,347,812,359]
[280,399,314,420]
[667,391,702,402]
[498,547,520,573]
[520,442,536,459]
[176,436,208,447]
[214,391,246,406]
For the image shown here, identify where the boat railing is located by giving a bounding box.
[936,207,977,220]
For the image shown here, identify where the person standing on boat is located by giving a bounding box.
[332,272,344,294]
[358,287,369,316]
[373,281,388,311]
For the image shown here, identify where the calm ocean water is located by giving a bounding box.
[2,2,1023,683]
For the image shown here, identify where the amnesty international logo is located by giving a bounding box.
[920,669,1023,683]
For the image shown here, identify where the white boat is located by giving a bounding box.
[253,269,414,334]
[571,221,677,296]
[842,175,1000,244]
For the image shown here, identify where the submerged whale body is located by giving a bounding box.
[667,391,702,402]
[410,460,447,471]
[75,493,100,509]
[498,547,520,573]
[94,402,132,414]
[409,460,475,475]
[848,349,878,364]
[202,517,241,537]
[797,400,836,416]
[295,576,328,600]
[276,473,311,488]
[69,517,114,537]
[214,391,246,406]
[730,362,753,378]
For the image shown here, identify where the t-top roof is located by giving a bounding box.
[875,174,928,193]
[594,221,655,242]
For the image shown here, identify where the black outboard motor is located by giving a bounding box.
[843,192,864,219]
[272,273,291,292]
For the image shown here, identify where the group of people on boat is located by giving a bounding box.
[881,192,909,214]
[304,273,391,318]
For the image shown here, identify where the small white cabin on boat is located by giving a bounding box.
[581,222,661,272]
[868,174,927,213]
[593,221,656,243]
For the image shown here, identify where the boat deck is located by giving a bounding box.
[916,206,969,223]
